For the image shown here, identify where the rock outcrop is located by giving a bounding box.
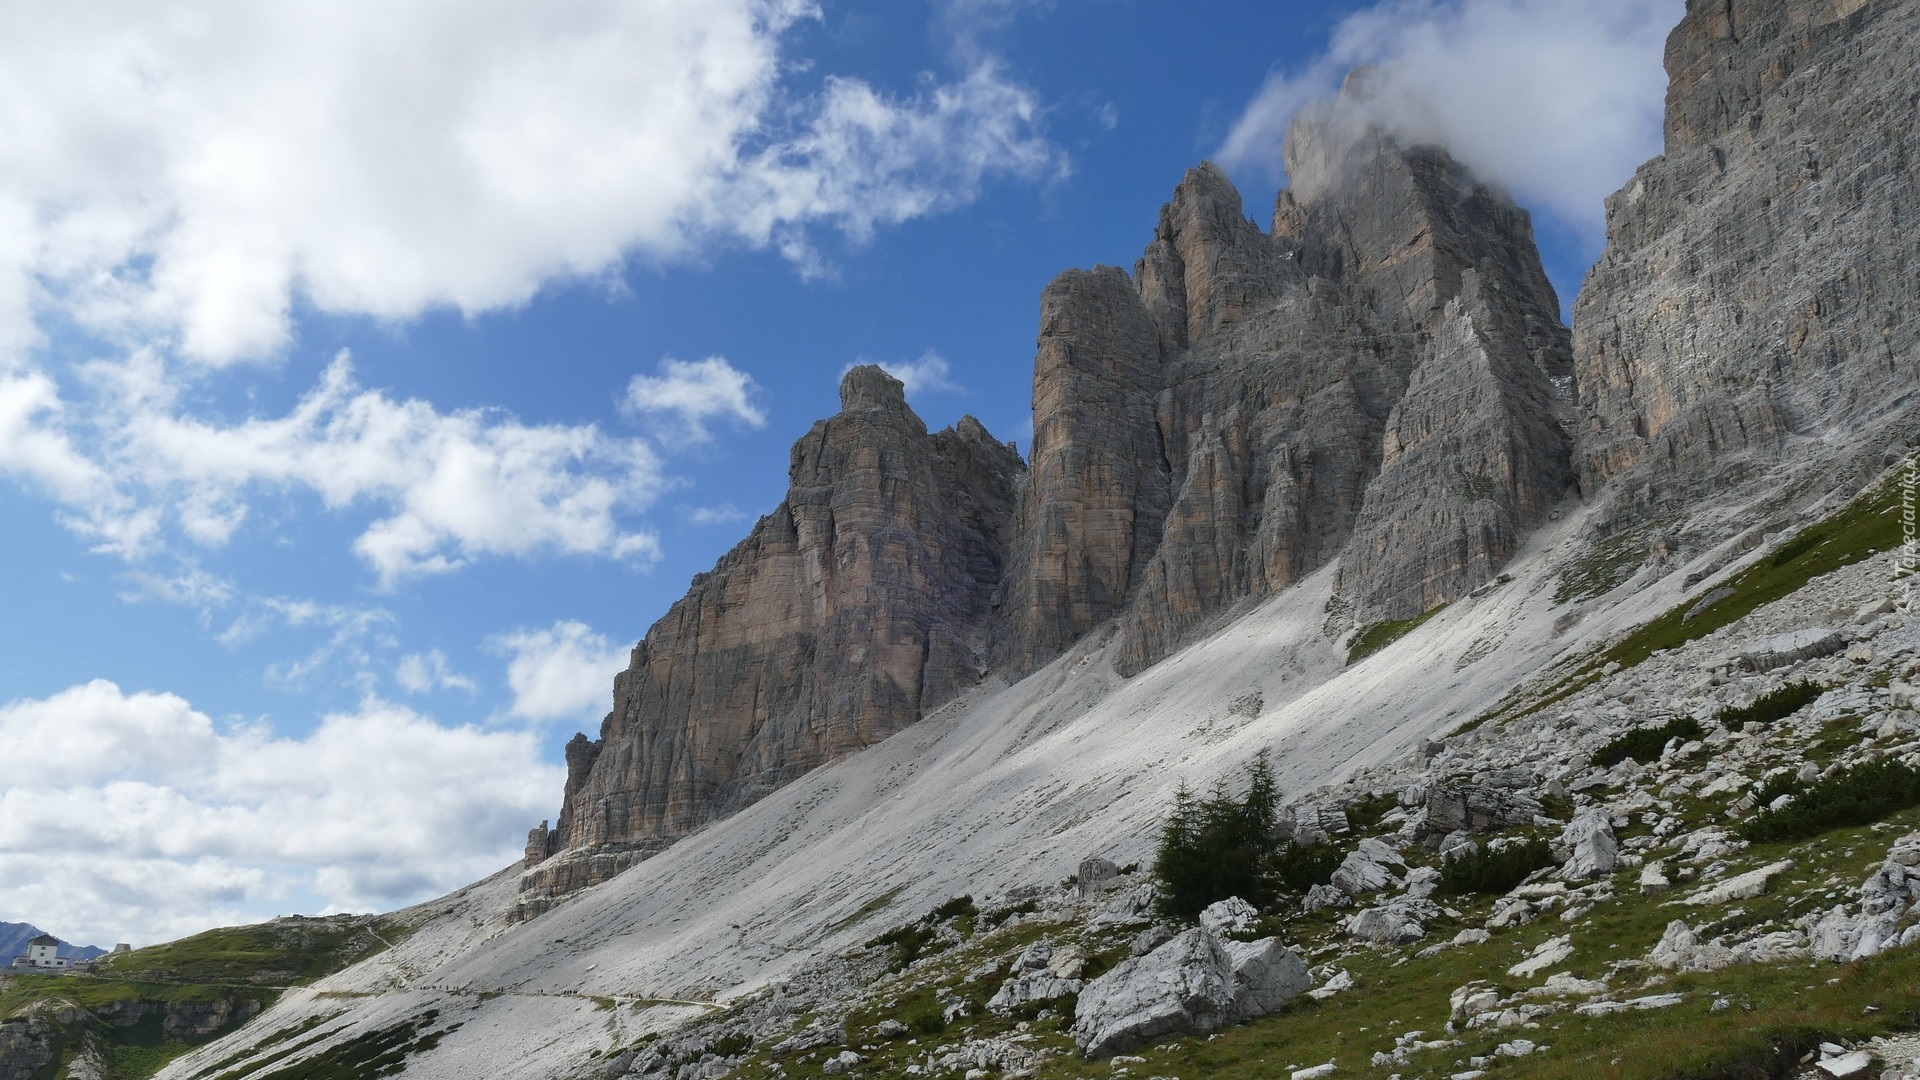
[521,367,1022,906]
[1003,77,1575,674]
[1573,0,1920,510]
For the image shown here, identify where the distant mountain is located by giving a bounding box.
[0,921,108,962]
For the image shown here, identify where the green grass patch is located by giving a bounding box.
[1347,605,1447,665]
[1716,679,1826,729]
[1592,716,1705,768]
[1437,838,1554,896]
[1738,758,1920,843]
[1556,524,1672,604]
[95,917,392,988]
[1602,465,1908,672]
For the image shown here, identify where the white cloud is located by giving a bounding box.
[491,621,629,724]
[624,357,767,443]
[395,650,476,695]
[0,681,561,945]
[726,63,1065,272]
[0,0,1060,365]
[1219,0,1680,238]
[688,504,752,527]
[22,351,666,587]
[842,351,964,399]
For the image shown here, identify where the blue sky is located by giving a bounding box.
[0,0,1679,945]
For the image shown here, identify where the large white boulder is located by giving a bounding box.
[1073,927,1308,1058]
[1331,837,1407,895]
[1556,810,1618,880]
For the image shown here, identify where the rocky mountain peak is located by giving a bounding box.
[837,363,910,414]
[516,372,1022,917]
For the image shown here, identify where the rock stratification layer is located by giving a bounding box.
[1574,0,1919,506]
[520,367,1020,909]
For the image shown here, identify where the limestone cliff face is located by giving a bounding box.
[524,368,1020,894]
[521,0,1920,898]
[1574,0,1920,506]
[1003,96,1575,674]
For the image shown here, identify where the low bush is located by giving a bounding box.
[1592,716,1705,768]
[979,900,1037,928]
[1437,838,1554,896]
[1738,759,1920,843]
[928,895,977,922]
[1751,771,1800,809]
[909,1010,947,1036]
[1270,841,1340,892]
[1715,679,1825,729]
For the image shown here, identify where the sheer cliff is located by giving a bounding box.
[519,367,1021,914]
[1575,0,1919,513]
[1005,93,1574,676]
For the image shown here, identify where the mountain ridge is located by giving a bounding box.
[124,0,1920,1075]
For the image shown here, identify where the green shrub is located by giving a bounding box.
[1437,838,1554,896]
[1751,771,1799,809]
[1152,753,1282,921]
[1270,841,1340,892]
[909,1010,947,1036]
[706,1032,752,1058]
[1716,680,1825,728]
[1592,716,1705,768]
[1738,759,1920,843]
[928,895,977,922]
[867,923,938,972]
[979,900,1037,927]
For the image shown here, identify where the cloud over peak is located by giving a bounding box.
[1220,0,1681,239]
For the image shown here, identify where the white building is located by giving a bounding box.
[13,934,70,970]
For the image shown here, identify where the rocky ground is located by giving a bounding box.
[561,513,1920,1080]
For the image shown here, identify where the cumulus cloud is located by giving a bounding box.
[395,650,476,695]
[624,357,767,443]
[0,681,560,945]
[20,351,665,586]
[0,0,1061,364]
[491,621,629,724]
[845,351,964,400]
[1219,0,1680,238]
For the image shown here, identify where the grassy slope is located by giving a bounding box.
[0,916,399,1080]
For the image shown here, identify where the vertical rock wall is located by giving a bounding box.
[1573,0,1919,506]
[524,368,1021,903]
[1006,92,1576,672]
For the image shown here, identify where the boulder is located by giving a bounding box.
[1680,859,1794,906]
[1737,629,1846,673]
[1426,783,1542,834]
[1089,884,1157,929]
[1199,896,1259,936]
[1078,857,1121,897]
[1073,927,1308,1058]
[1301,884,1351,912]
[1507,934,1573,978]
[1555,810,1617,880]
[1331,838,1407,895]
[1222,937,1312,1017]
[1346,898,1438,945]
